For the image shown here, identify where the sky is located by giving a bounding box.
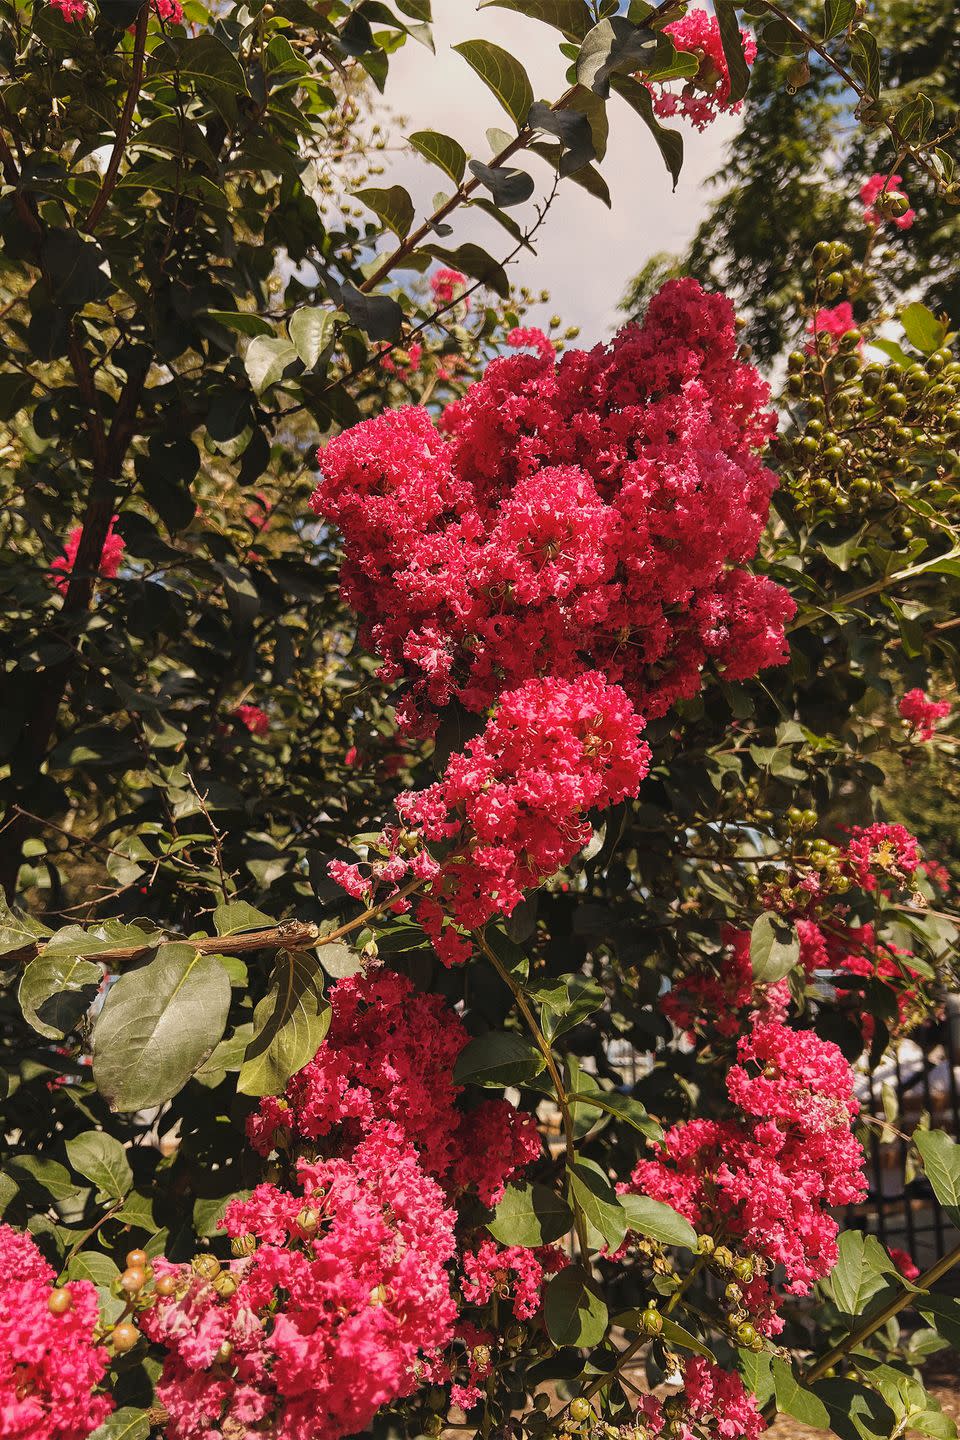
[374,1,739,343]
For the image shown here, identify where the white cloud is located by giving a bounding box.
[377,1,738,341]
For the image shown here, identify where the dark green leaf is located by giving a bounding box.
[205,310,274,338]
[468,159,535,207]
[19,953,101,1039]
[714,1,750,104]
[822,0,856,39]
[488,1181,574,1246]
[822,1230,899,1319]
[339,282,405,342]
[89,1409,151,1440]
[773,1356,831,1429]
[914,1128,960,1226]
[408,129,467,185]
[212,902,275,936]
[528,101,595,174]
[749,912,800,982]
[568,1158,627,1250]
[620,1193,697,1249]
[566,1090,661,1141]
[739,1349,774,1406]
[354,184,416,239]
[544,1266,608,1346]
[424,242,509,298]
[452,39,535,129]
[453,1030,545,1087]
[479,0,591,41]
[92,944,231,1111]
[576,17,657,96]
[238,949,330,1096]
[850,27,880,93]
[65,1131,132,1201]
[900,302,948,355]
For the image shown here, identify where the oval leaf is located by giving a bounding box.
[92,944,231,1112]
[750,912,800,983]
[620,1192,698,1250]
[288,308,337,370]
[354,184,416,240]
[65,1130,132,1200]
[407,129,467,185]
[452,39,534,130]
[19,953,101,1040]
[452,1030,545,1087]
[544,1266,608,1347]
[237,949,331,1097]
[488,1181,573,1247]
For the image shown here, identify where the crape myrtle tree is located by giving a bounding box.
[1,0,960,1437]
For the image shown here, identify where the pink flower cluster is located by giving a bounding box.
[51,516,125,595]
[248,969,540,1205]
[143,1126,457,1440]
[629,1019,865,1319]
[234,703,270,736]
[807,301,859,348]
[312,278,792,737]
[899,688,951,741]
[0,1224,112,1440]
[460,1239,567,1321]
[636,1358,764,1440]
[650,11,758,130]
[430,267,470,308]
[861,173,915,230]
[663,925,790,1040]
[343,671,650,963]
[844,821,921,889]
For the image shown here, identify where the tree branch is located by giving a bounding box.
[83,0,150,233]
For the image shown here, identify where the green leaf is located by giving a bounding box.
[452,39,535,129]
[237,949,331,1097]
[244,336,298,394]
[288,307,337,370]
[317,941,364,979]
[339,282,405,342]
[773,1356,831,1429]
[424,242,509,298]
[566,1089,662,1141]
[453,1030,545,1087]
[407,129,467,185]
[468,160,535,207]
[544,1266,608,1346]
[568,1158,627,1250]
[65,1131,132,1201]
[89,1408,151,1440]
[822,0,856,39]
[205,310,274,338]
[900,302,948,355]
[619,1193,697,1249]
[488,1182,574,1246]
[92,944,231,1112]
[0,900,51,957]
[822,1230,899,1319]
[66,1251,121,1287]
[479,0,591,41]
[610,75,682,188]
[815,1378,897,1440]
[916,1295,960,1349]
[658,1316,716,1361]
[749,912,800,983]
[849,27,880,94]
[19,953,101,1040]
[577,17,657,96]
[714,1,750,104]
[212,902,275,936]
[739,1349,774,1406]
[914,1128,960,1225]
[354,184,416,240]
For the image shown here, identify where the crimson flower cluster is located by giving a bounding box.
[899,687,951,741]
[0,1224,112,1440]
[312,278,792,737]
[636,1358,764,1440]
[861,172,916,230]
[51,516,125,595]
[628,1018,866,1329]
[649,11,758,130]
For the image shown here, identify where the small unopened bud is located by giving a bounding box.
[369,1283,388,1306]
[191,1254,221,1281]
[297,1207,320,1236]
[48,1287,72,1315]
[213,1271,239,1298]
[215,1340,234,1364]
[231,1234,257,1259]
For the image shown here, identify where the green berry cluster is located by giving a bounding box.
[774,248,960,532]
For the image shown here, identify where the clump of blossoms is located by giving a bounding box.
[796,917,925,1037]
[663,925,790,1040]
[143,1126,457,1440]
[806,301,859,349]
[628,1018,866,1326]
[0,1223,112,1440]
[233,703,270,736]
[331,671,650,963]
[51,515,124,595]
[635,1357,765,1440]
[648,11,757,130]
[248,969,540,1204]
[311,278,793,738]
[460,1240,568,1322]
[430,266,470,308]
[900,687,951,741]
[861,172,915,230]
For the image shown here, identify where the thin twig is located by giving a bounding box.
[83,1,150,232]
